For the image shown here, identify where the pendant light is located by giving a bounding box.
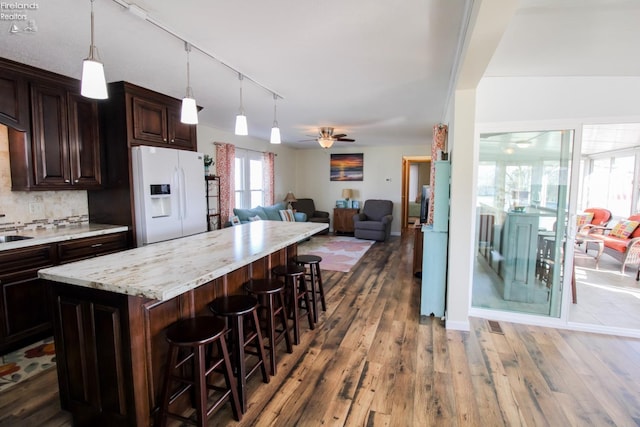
[270,93,281,144]
[180,42,198,124]
[81,0,108,99]
[235,73,248,135]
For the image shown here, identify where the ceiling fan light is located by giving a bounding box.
[318,137,334,149]
[270,126,281,144]
[181,96,198,124]
[81,59,108,99]
[235,114,248,135]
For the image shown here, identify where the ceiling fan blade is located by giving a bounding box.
[337,138,355,142]
[332,134,347,139]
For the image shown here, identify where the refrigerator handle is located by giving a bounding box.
[173,166,182,220]
[180,167,187,219]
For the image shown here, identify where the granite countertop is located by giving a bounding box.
[38,221,328,301]
[0,223,129,252]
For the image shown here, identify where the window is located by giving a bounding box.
[583,154,635,217]
[234,149,264,209]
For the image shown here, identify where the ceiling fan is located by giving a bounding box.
[303,127,355,148]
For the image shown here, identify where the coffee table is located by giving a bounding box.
[576,233,604,268]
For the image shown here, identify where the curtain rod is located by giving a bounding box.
[213,142,277,156]
[111,0,284,100]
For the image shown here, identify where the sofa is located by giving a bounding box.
[582,214,640,278]
[292,198,330,234]
[233,202,307,224]
[353,199,393,241]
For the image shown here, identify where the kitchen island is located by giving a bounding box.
[38,220,328,426]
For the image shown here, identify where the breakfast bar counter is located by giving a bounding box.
[38,221,327,426]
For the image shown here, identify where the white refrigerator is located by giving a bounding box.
[131,145,207,246]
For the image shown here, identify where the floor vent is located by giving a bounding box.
[487,320,504,334]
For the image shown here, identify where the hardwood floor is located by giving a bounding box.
[1,229,640,426]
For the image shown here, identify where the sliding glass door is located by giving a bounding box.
[472,130,573,317]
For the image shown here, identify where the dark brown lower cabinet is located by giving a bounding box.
[0,231,130,356]
[0,244,55,354]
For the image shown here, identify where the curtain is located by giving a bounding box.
[263,151,275,205]
[215,142,235,226]
[427,124,448,224]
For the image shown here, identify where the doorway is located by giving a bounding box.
[401,156,430,229]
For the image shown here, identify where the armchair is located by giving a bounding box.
[353,199,393,241]
[292,198,330,234]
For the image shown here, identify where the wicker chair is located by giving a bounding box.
[583,213,640,279]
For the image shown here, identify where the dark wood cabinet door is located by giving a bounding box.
[132,96,167,144]
[0,244,55,354]
[168,107,197,150]
[67,92,101,188]
[0,68,28,130]
[334,208,359,233]
[30,81,71,188]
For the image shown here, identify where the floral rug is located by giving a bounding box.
[0,337,56,393]
[297,235,375,272]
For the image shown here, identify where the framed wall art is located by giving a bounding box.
[330,153,363,181]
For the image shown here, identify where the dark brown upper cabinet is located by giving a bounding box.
[124,82,197,150]
[1,57,102,190]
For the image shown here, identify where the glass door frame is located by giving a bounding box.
[470,121,583,328]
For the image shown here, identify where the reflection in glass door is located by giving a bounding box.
[472,130,573,317]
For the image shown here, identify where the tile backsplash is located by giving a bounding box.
[0,124,89,232]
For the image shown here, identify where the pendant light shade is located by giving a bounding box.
[235,74,248,135]
[81,59,108,99]
[181,96,198,124]
[180,42,198,124]
[270,93,281,144]
[81,0,108,99]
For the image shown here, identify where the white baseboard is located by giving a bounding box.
[445,319,470,331]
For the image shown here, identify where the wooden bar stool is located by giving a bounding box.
[159,316,241,427]
[272,264,315,345]
[209,295,269,413]
[243,278,293,376]
[294,254,327,324]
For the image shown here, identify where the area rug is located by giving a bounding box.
[0,337,56,393]
[297,235,375,272]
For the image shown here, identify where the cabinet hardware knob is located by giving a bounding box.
[171,139,175,143]
[74,179,79,183]
[65,180,70,183]
[163,138,167,142]
[91,243,103,248]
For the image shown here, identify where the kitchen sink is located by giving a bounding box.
[0,235,34,243]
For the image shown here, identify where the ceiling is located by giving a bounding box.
[2,1,639,150]
[0,0,469,149]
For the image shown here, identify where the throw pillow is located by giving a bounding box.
[279,209,295,222]
[248,215,261,222]
[609,220,640,238]
[576,213,594,227]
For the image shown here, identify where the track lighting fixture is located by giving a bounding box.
[81,0,108,99]
[235,74,248,135]
[270,93,281,144]
[180,42,198,125]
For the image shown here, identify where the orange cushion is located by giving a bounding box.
[585,208,610,226]
[629,214,640,238]
[599,235,629,252]
[609,220,640,238]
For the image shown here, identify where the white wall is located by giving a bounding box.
[477,76,640,123]
[293,145,429,235]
